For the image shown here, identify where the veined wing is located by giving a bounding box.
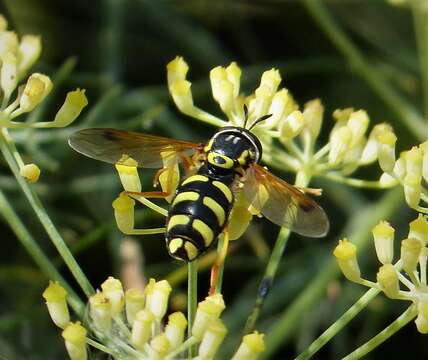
[69,128,202,168]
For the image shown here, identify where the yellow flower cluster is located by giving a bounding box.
[0,13,88,184]
[167,57,402,190]
[43,278,265,359]
[333,215,428,333]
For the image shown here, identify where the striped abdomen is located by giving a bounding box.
[166,174,234,261]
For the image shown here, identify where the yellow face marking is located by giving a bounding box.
[204,138,214,153]
[184,241,198,261]
[192,219,214,247]
[212,181,233,203]
[167,215,190,231]
[207,152,234,169]
[182,175,209,186]
[168,238,183,254]
[203,196,226,226]
[237,149,249,166]
[172,191,200,206]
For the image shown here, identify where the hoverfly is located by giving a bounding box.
[69,112,329,263]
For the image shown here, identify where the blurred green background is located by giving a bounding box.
[0,0,425,359]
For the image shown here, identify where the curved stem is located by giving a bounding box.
[0,131,94,297]
[342,305,417,360]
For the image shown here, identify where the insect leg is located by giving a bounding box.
[209,228,230,296]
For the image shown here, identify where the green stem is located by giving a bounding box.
[215,236,225,294]
[244,171,309,334]
[342,305,418,360]
[302,0,428,141]
[411,0,428,117]
[294,288,380,360]
[0,190,85,316]
[0,131,94,297]
[261,189,402,359]
[321,172,395,189]
[187,260,198,358]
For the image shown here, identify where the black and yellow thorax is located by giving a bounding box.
[165,126,263,261]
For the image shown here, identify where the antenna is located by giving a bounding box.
[248,114,272,130]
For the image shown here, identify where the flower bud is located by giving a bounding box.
[333,239,361,282]
[226,62,241,97]
[50,89,88,127]
[198,318,228,360]
[267,89,290,128]
[112,193,136,234]
[148,334,170,360]
[377,131,397,173]
[406,146,423,181]
[1,52,17,99]
[392,154,406,180]
[408,214,428,245]
[42,281,70,328]
[416,300,428,334]
[18,35,42,77]
[372,221,395,264]
[303,99,323,140]
[101,277,124,317]
[259,68,281,95]
[328,126,352,165]
[420,140,428,183]
[146,279,172,320]
[248,86,271,121]
[347,110,369,147]
[231,332,265,360]
[401,237,422,274]
[165,312,187,349]
[279,110,305,141]
[115,160,141,192]
[210,66,234,114]
[62,322,87,360]
[0,31,18,58]
[131,309,155,350]
[125,288,145,327]
[379,172,399,188]
[19,73,52,112]
[89,292,112,332]
[20,163,41,183]
[167,56,189,88]
[192,294,226,340]
[376,264,399,299]
[0,15,7,31]
[169,79,194,115]
[360,123,392,164]
[403,173,421,208]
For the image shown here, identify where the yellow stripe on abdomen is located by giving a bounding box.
[212,180,233,203]
[182,175,209,186]
[172,191,199,206]
[192,219,214,247]
[167,215,190,231]
[203,196,226,226]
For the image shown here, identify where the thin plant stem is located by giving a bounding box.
[294,288,380,360]
[302,0,428,141]
[0,190,85,316]
[320,172,393,189]
[342,305,418,360]
[215,236,225,294]
[411,0,428,117]
[0,131,94,297]
[244,170,309,334]
[187,260,198,358]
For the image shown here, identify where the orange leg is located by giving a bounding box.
[209,228,230,296]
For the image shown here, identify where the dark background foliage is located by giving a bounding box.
[0,0,424,359]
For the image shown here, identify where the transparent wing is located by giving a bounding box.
[69,128,202,168]
[243,164,329,237]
